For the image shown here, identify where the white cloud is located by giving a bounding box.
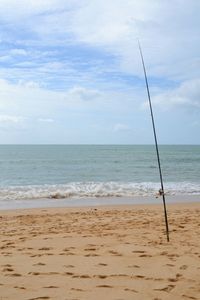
[0,78,134,116]
[0,55,11,62]
[68,86,102,101]
[0,1,199,143]
[148,78,200,110]
[0,115,24,123]
[0,78,62,117]
[18,80,41,89]
[0,0,67,19]
[10,49,27,56]
[0,1,199,82]
[69,0,200,79]
[114,123,130,132]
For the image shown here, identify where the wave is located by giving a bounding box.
[0,181,200,201]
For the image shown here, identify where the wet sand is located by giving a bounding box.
[0,202,200,300]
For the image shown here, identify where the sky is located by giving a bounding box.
[0,0,200,144]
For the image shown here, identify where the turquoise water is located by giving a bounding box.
[0,145,200,208]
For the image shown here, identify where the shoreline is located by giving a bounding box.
[0,199,200,215]
[0,194,200,211]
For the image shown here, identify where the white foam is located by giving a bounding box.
[0,181,200,202]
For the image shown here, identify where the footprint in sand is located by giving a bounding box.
[19,237,26,241]
[168,277,179,282]
[2,267,14,272]
[60,251,75,256]
[154,284,175,292]
[98,263,108,266]
[124,288,138,293]
[84,247,97,251]
[79,274,91,278]
[43,286,58,289]
[108,250,122,256]
[168,254,179,258]
[180,265,188,270]
[160,251,168,255]
[110,274,128,278]
[29,272,59,276]
[5,273,22,277]
[29,272,41,275]
[182,295,198,300]
[96,285,113,288]
[2,252,12,256]
[95,275,107,279]
[28,297,50,300]
[38,247,53,251]
[84,253,99,257]
[128,264,140,268]
[2,264,12,267]
[71,288,84,292]
[63,247,75,251]
[134,275,145,279]
[33,263,46,266]
[64,272,74,276]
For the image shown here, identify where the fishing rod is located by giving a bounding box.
[138,40,170,242]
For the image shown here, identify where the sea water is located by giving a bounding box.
[0,145,199,209]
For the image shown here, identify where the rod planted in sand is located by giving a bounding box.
[138,40,170,242]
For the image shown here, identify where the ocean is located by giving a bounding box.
[0,145,199,209]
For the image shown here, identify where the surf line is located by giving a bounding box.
[138,40,170,242]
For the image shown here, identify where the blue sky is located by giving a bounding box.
[0,0,200,144]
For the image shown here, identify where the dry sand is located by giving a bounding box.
[0,202,200,300]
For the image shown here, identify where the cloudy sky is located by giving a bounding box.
[0,0,200,144]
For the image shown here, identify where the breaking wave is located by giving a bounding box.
[0,181,200,201]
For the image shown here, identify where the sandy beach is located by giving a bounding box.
[0,202,200,300]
